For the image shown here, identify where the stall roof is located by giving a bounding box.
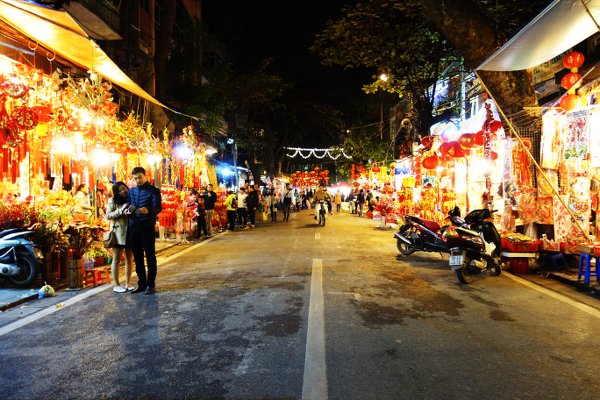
[477,0,600,71]
[0,0,165,108]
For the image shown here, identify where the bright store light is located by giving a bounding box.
[52,136,73,154]
[205,147,218,155]
[91,147,110,167]
[174,144,193,161]
[147,154,162,164]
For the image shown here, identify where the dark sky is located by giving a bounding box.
[202,0,373,120]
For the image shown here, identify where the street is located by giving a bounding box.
[1,210,599,400]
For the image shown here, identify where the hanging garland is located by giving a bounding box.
[285,147,352,160]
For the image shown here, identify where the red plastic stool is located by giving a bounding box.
[577,253,599,285]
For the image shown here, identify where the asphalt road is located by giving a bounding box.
[0,210,599,400]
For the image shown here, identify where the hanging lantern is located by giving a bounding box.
[438,141,453,156]
[422,154,439,169]
[472,130,485,147]
[560,93,581,112]
[489,120,503,133]
[458,133,474,149]
[314,166,320,172]
[372,165,380,173]
[421,136,434,148]
[446,141,465,158]
[563,51,585,72]
[489,151,499,161]
[561,72,582,91]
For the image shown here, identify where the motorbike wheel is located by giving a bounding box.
[488,261,502,276]
[320,213,326,226]
[454,256,474,284]
[9,254,38,288]
[396,239,415,256]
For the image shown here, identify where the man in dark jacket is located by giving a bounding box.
[201,184,217,236]
[127,167,162,295]
[246,185,260,228]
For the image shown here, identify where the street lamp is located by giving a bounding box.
[378,74,388,139]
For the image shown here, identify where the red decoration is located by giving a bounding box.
[489,120,503,133]
[472,130,485,147]
[438,141,453,156]
[31,105,53,123]
[446,142,465,158]
[12,107,39,130]
[561,72,582,90]
[458,133,474,149]
[489,151,498,161]
[563,51,585,71]
[372,165,380,173]
[422,154,439,169]
[560,94,581,112]
[421,136,434,148]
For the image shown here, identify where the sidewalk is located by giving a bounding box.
[0,238,192,313]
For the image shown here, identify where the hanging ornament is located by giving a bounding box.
[2,79,29,98]
[472,130,485,147]
[422,154,439,169]
[12,107,39,130]
[447,141,465,158]
[421,136,434,148]
[561,72,582,91]
[563,51,585,72]
[438,141,453,156]
[560,93,581,112]
[458,133,474,149]
[372,165,380,173]
[489,120,503,133]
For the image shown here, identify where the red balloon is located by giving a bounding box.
[458,133,474,149]
[422,154,439,169]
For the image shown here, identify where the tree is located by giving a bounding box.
[420,0,546,117]
[312,0,461,136]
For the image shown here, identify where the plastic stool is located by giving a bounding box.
[577,253,599,284]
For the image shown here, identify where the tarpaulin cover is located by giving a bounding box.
[0,0,165,107]
[478,0,600,71]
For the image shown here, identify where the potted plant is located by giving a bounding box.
[63,220,103,289]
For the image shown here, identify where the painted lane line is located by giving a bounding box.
[0,232,230,337]
[504,271,600,319]
[315,232,321,240]
[302,258,327,400]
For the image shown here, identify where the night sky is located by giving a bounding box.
[202,0,374,121]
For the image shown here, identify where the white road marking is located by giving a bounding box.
[315,232,321,240]
[302,258,327,400]
[0,232,230,337]
[504,271,600,319]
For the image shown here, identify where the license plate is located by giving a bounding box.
[449,254,463,267]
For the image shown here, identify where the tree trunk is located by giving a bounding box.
[421,0,539,116]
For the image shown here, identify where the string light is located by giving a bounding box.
[284,147,352,160]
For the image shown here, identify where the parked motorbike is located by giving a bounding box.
[315,200,327,226]
[394,206,466,256]
[0,228,43,287]
[443,208,503,284]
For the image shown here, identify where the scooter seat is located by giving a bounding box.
[421,219,441,232]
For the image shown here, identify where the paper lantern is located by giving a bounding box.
[560,94,581,112]
[489,120,503,133]
[446,141,465,158]
[422,154,439,169]
[563,51,584,71]
[561,72,582,91]
[372,165,380,173]
[421,136,434,148]
[458,133,474,149]
[489,151,498,161]
[472,130,484,147]
[438,141,453,156]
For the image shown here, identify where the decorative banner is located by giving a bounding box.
[285,147,352,160]
[564,109,590,160]
[540,112,563,169]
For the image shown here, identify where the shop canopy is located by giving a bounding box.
[477,0,600,71]
[0,0,166,108]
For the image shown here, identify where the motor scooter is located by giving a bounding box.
[443,208,503,284]
[394,206,466,256]
[0,228,43,287]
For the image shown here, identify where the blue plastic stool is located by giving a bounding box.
[577,253,599,284]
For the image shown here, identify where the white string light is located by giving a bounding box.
[284,147,352,160]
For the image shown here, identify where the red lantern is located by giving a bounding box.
[561,72,582,90]
[560,94,581,112]
[314,166,320,172]
[472,130,485,147]
[489,151,499,161]
[446,141,465,158]
[438,141,453,156]
[489,120,503,133]
[422,154,439,169]
[458,133,474,149]
[372,165,380,173]
[563,51,585,71]
[421,136,434,148]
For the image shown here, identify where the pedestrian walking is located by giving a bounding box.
[195,198,208,239]
[268,188,280,222]
[224,190,237,231]
[237,187,248,228]
[73,183,94,217]
[282,183,294,222]
[246,185,259,228]
[346,190,355,214]
[357,188,366,217]
[105,181,134,293]
[127,167,162,295]
[334,190,342,213]
[201,184,217,236]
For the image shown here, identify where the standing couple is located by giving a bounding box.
[105,167,162,295]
